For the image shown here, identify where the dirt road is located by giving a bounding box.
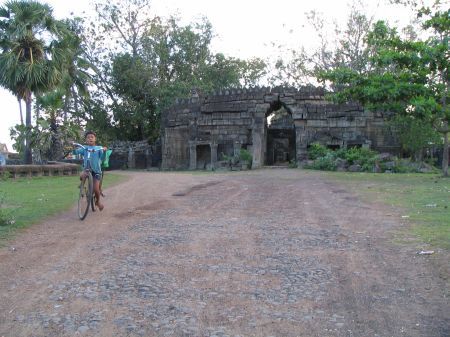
[0,170,449,337]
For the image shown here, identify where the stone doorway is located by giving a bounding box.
[196,144,211,169]
[265,106,296,166]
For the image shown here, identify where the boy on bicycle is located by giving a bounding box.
[73,131,107,211]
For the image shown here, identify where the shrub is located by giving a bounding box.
[0,170,11,181]
[308,143,330,160]
[343,147,377,165]
[306,152,337,171]
[239,148,253,163]
[306,146,378,172]
[306,144,435,174]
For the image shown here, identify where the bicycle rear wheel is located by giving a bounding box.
[78,172,93,220]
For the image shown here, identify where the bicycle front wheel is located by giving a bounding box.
[78,172,93,220]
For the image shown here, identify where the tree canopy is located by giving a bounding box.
[0,0,76,163]
[320,3,449,175]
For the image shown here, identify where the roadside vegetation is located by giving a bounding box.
[305,143,438,173]
[324,171,450,250]
[1,1,447,174]
[0,173,127,243]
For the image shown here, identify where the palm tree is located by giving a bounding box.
[0,0,73,164]
[59,20,93,122]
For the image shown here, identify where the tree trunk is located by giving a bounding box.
[64,92,70,123]
[35,94,41,120]
[24,92,33,164]
[442,125,449,177]
[17,98,24,125]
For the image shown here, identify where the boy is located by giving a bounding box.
[73,131,107,211]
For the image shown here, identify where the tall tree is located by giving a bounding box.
[83,2,266,141]
[59,18,93,123]
[0,0,73,163]
[268,1,373,87]
[321,4,449,176]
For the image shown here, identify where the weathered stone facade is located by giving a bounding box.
[161,87,398,170]
[108,140,161,170]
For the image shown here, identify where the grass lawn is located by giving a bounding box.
[0,172,127,243]
[323,171,450,250]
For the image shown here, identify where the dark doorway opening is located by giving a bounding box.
[196,144,211,169]
[265,105,296,166]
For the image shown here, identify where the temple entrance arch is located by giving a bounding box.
[263,100,296,166]
[162,87,395,170]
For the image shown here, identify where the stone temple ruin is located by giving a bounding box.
[161,87,398,170]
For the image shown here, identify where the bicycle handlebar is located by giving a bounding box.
[73,143,102,153]
[73,142,85,149]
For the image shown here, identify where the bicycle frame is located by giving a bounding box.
[74,143,103,219]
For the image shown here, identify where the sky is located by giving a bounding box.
[0,0,420,151]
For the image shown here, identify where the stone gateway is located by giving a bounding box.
[161,87,398,170]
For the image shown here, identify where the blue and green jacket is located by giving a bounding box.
[73,146,105,173]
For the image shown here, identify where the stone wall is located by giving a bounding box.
[161,87,399,170]
[108,140,161,170]
[1,163,80,179]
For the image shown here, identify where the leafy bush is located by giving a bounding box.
[343,147,377,171]
[306,144,435,173]
[342,147,372,163]
[0,170,11,181]
[308,143,330,160]
[306,153,337,171]
[239,148,253,163]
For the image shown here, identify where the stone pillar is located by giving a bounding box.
[145,148,152,169]
[233,141,242,157]
[210,143,218,169]
[252,129,263,168]
[295,120,308,162]
[252,111,266,169]
[189,142,197,170]
[127,146,136,169]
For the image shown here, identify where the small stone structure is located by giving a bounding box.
[107,140,161,170]
[161,87,398,170]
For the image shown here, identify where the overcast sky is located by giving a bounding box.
[0,0,419,151]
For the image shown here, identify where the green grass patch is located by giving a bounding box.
[323,171,450,250]
[0,172,127,243]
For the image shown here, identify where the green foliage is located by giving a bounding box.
[239,149,253,163]
[305,145,437,173]
[82,1,268,142]
[306,152,337,171]
[0,192,14,227]
[342,147,377,165]
[10,119,82,162]
[307,143,330,160]
[0,0,77,163]
[0,171,11,181]
[389,115,441,159]
[320,3,450,175]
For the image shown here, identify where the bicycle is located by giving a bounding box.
[73,143,103,220]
